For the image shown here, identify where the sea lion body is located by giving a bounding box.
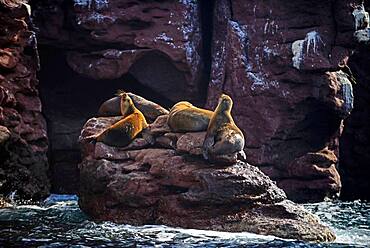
[91,92,148,147]
[211,123,244,155]
[98,96,121,117]
[98,93,169,122]
[167,101,213,132]
[203,94,245,163]
[96,112,147,147]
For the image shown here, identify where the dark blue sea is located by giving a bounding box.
[0,194,369,247]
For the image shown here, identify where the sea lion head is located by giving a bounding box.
[218,94,233,112]
[117,90,134,116]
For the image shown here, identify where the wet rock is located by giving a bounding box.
[0,2,49,199]
[205,0,360,202]
[261,149,342,202]
[276,149,341,202]
[78,115,335,242]
[0,196,12,208]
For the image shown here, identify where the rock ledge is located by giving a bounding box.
[78,115,335,242]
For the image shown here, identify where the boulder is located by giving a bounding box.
[78,115,335,242]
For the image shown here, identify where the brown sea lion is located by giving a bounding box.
[167,101,213,132]
[202,94,245,163]
[86,91,148,147]
[98,93,169,122]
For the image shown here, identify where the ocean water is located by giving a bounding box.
[0,194,369,247]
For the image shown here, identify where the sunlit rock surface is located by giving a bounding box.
[77,113,335,242]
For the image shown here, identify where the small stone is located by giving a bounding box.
[0,126,11,144]
[0,49,17,69]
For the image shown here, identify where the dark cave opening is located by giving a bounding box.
[339,45,370,201]
[199,0,215,104]
[271,100,342,169]
[127,50,190,104]
[38,46,173,194]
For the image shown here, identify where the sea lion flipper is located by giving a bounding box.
[202,135,214,160]
[94,93,148,147]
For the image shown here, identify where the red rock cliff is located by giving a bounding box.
[205,0,363,202]
[0,2,49,199]
[0,0,364,202]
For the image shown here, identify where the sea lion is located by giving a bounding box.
[86,91,148,147]
[98,92,169,122]
[167,101,213,132]
[202,94,245,163]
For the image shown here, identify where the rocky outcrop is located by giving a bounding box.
[0,2,49,199]
[29,0,205,194]
[31,0,205,104]
[340,47,370,200]
[340,2,370,200]
[21,0,370,201]
[204,0,362,202]
[78,114,335,242]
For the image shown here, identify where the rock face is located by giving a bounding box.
[0,3,49,199]
[14,0,369,201]
[29,0,205,194]
[205,0,362,202]
[78,114,335,242]
[31,0,205,104]
[340,2,370,200]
